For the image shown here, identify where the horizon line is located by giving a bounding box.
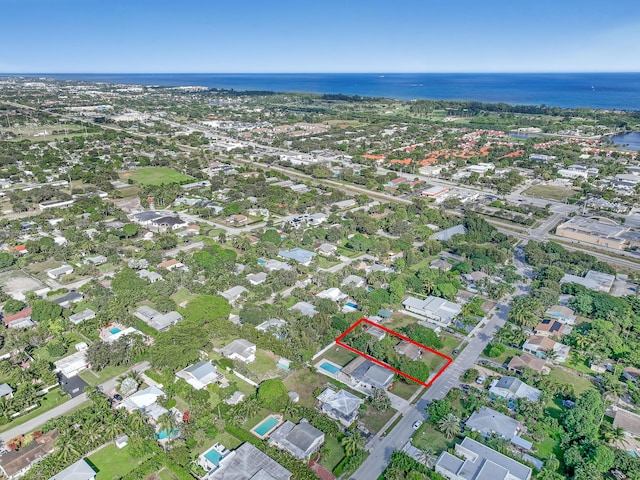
[2,71,640,75]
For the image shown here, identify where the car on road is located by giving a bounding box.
[412,420,423,430]
[475,375,485,384]
[452,349,460,356]
[113,393,123,402]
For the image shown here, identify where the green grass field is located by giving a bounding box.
[547,367,595,395]
[319,436,345,471]
[524,185,573,202]
[412,422,453,455]
[360,405,396,434]
[120,167,194,186]
[89,444,150,479]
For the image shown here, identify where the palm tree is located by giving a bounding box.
[282,400,298,419]
[438,413,461,439]
[341,431,365,456]
[157,412,176,441]
[243,397,261,419]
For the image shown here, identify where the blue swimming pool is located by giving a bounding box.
[320,362,341,375]
[345,302,358,309]
[257,259,266,265]
[109,327,122,335]
[628,450,639,458]
[156,428,178,440]
[254,416,279,436]
[204,448,223,466]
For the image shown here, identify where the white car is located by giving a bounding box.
[412,420,423,430]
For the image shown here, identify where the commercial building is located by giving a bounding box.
[560,270,615,293]
[556,216,640,251]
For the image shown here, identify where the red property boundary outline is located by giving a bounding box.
[335,318,453,388]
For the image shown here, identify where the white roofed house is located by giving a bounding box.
[47,264,74,280]
[316,387,364,427]
[246,272,267,286]
[489,376,541,402]
[121,385,168,422]
[402,295,462,327]
[0,383,14,399]
[465,407,520,440]
[220,286,248,305]
[316,287,347,302]
[50,458,96,480]
[68,309,96,325]
[341,274,366,289]
[176,361,225,390]
[220,339,256,364]
[199,442,292,480]
[54,350,89,378]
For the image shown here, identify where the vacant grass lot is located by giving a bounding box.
[547,367,594,395]
[120,167,194,186]
[89,444,150,479]
[360,404,395,434]
[524,185,573,202]
[412,422,453,455]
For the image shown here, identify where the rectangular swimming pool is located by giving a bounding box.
[320,361,341,375]
[257,259,266,265]
[345,302,358,309]
[204,448,223,466]
[109,327,122,335]
[254,416,279,436]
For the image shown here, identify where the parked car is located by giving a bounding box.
[113,393,123,402]
[412,420,423,430]
[452,349,460,356]
[475,375,485,384]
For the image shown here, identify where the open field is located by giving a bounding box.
[523,185,573,202]
[120,167,194,186]
[0,270,46,301]
[412,422,452,455]
[547,367,595,395]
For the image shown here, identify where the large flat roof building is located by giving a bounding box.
[556,216,640,251]
[403,295,461,326]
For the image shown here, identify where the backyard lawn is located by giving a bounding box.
[88,444,150,479]
[321,346,357,367]
[120,167,194,186]
[318,436,345,472]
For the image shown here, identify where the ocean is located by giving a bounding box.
[7,72,640,111]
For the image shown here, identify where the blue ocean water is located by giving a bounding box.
[8,72,640,111]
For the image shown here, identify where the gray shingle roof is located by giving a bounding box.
[50,458,96,480]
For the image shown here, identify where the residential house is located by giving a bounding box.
[53,291,83,309]
[341,275,366,289]
[157,259,184,271]
[343,357,394,392]
[225,391,246,406]
[220,286,248,304]
[200,442,292,480]
[121,386,167,421]
[316,287,347,302]
[507,354,547,375]
[47,265,74,280]
[612,407,640,438]
[435,436,531,480]
[366,325,386,341]
[402,295,462,327]
[220,339,256,364]
[2,308,35,328]
[522,335,571,362]
[316,387,364,427]
[534,319,571,338]
[69,309,96,325]
[544,305,576,325]
[269,421,325,460]
[289,301,317,318]
[54,351,89,378]
[0,383,14,399]
[134,306,182,331]
[465,407,519,439]
[278,248,316,266]
[430,259,452,272]
[489,376,541,402]
[227,214,249,225]
[263,259,293,272]
[138,269,163,283]
[83,255,107,266]
[0,430,58,479]
[246,272,267,286]
[255,318,286,336]
[431,225,467,241]
[150,215,188,232]
[395,340,422,361]
[176,361,224,390]
[316,243,337,256]
[50,458,96,480]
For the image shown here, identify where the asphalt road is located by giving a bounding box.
[0,361,149,443]
[351,253,532,479]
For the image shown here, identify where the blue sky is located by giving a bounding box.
[2,0,640,73]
